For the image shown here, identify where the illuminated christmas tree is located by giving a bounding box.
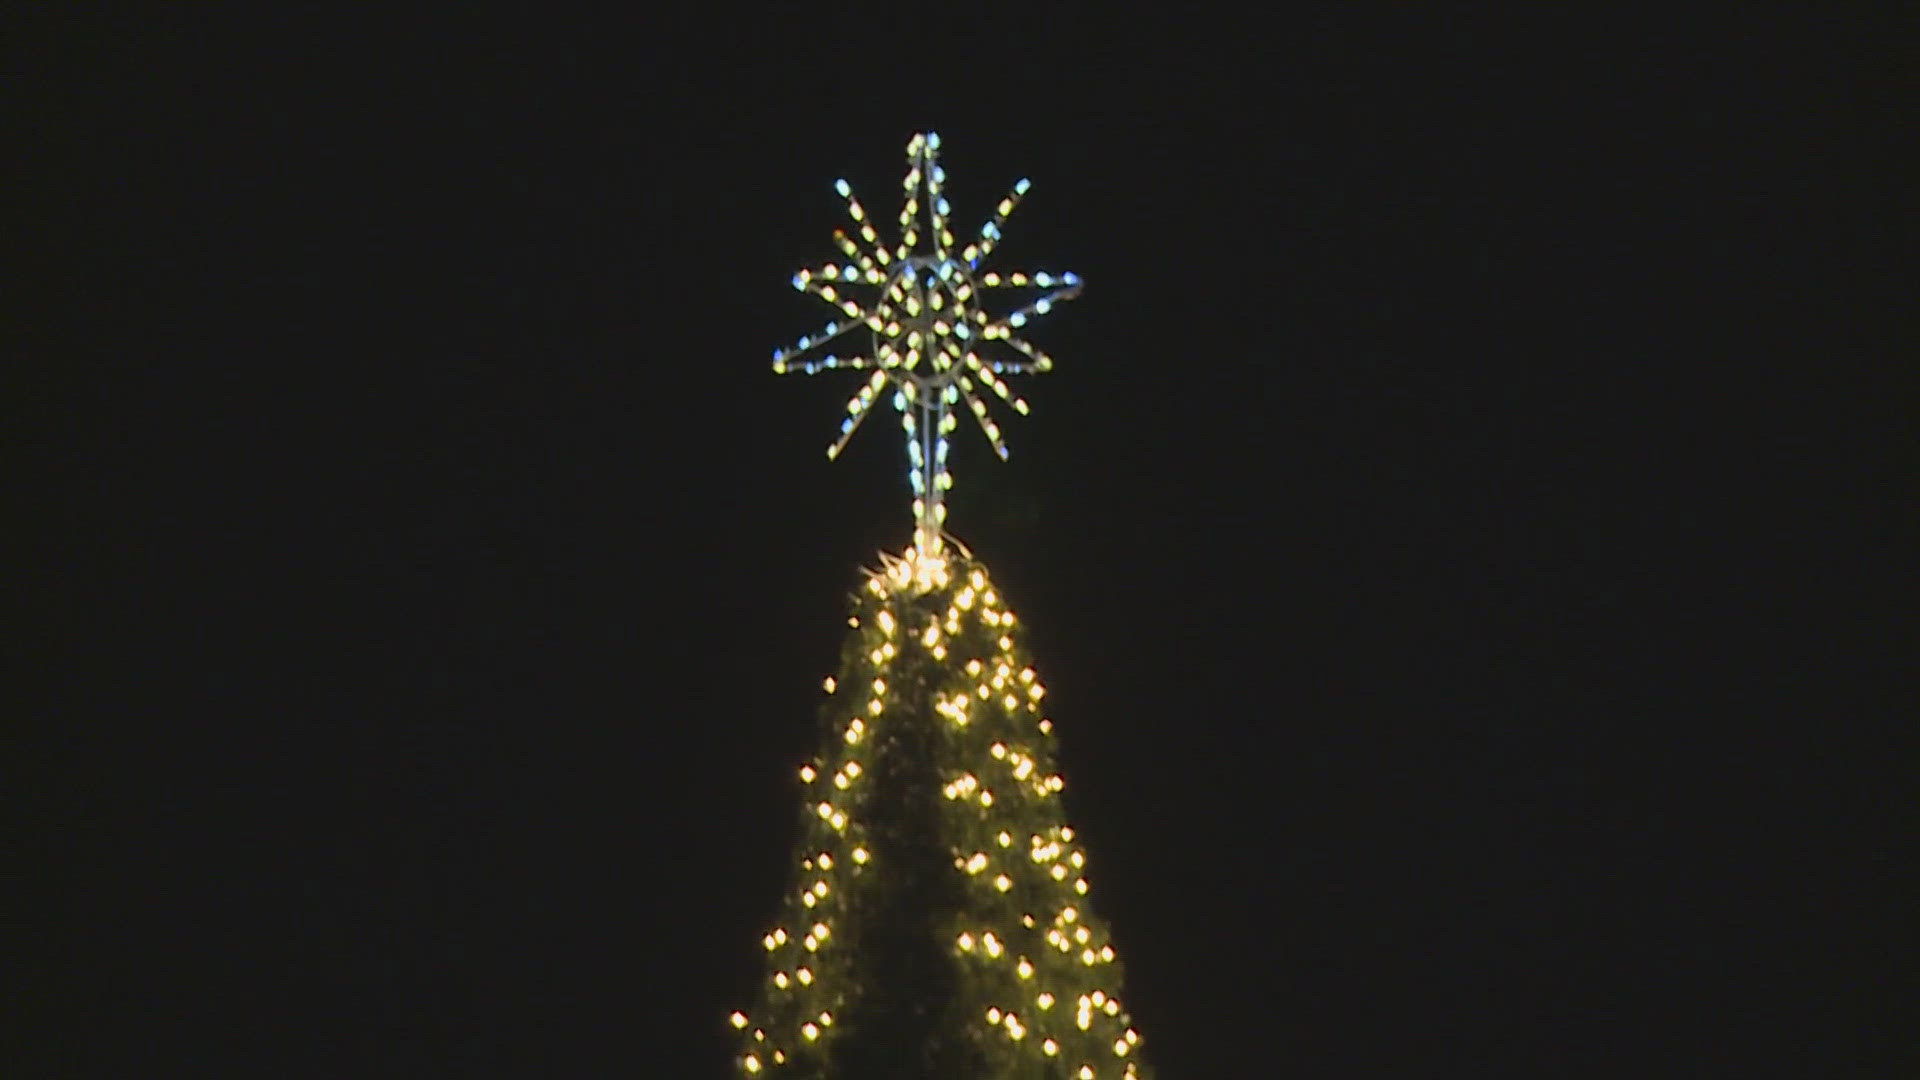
[732,133,1150,1079]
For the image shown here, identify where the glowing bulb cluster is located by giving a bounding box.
[733,555,1148,1076]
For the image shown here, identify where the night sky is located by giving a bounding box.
[17,12,1910,1076]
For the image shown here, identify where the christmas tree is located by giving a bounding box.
[732,133,1150,1079]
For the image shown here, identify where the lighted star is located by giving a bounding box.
[772,131,1081,554]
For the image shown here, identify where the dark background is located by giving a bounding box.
[14,10,1911,1076]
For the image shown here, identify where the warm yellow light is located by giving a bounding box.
[1076,878,1089,894]
[980,790,994,807]
[762,934,776,950]
[1037,992,1055,1009]
[743,1054,761,1073]
[1017,958,1034,978]
[1114,1039,1130,1056]
[800,765,817,783]
[994,874,1012,892]
[819,1011,833,1026]
[957,932,975,951]
[1101,945,1115,961]
[774,928,787,944]
[802,1022,819,1041]
[1043,1038,1059,1055]
[774,972,789,988]
[817,853,833,869]
[1079,1066,1094,1079]
[983,932,1003,957]
[797,967,813,985]
[985,1007,1002,1024]
[730,1011,749,1029]
[813,921,829,939]
[822,676,836,693]
[852,846,869,864]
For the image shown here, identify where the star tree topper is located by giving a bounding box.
[773,132,1081,580]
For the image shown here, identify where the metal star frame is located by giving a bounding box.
[772,131,1082,559]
